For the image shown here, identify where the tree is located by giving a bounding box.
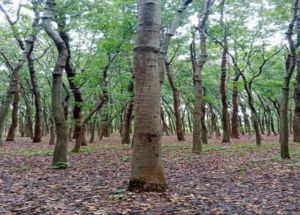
[42,0,69,168]
[280,0,299,159]
[128,0,166,192]
[190,0,214,154]
[219,0,230,143]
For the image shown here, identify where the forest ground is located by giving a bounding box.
[0,134,300,214]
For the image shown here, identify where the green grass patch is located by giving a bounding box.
[272,143,300,166]
[14,148,53,157]
[13,143,131,157]
[74,143,131,154]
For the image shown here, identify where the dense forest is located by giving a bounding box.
[1,0,300,214]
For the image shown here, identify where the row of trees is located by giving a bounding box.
[0,0,298,191]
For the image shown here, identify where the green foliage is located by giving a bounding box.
[14,148,53,157]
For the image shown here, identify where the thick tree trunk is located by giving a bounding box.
[294,86,300,141]
[6,82,19,141]
[280,89,291,158]
[166,61,185,141]
[128,0,166,192]
[191,58,203,153]
[43,0,69,168]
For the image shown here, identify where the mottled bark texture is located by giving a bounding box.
[128,0,166,192]
[219,0,230,143]
[190,0,214,154]
[43,0,69,168]
[6,79,19,141]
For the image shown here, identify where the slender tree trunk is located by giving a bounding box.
[219,0,230,143]
[190,0,214,153]
[166,61,185,141]
[201,103,208,144]
[128,0,166,192]
[242,77,261,146]
[231,79,240,138]
[28,57,43,142]
[43,0,69,168]
[121,78,134,144]
[280,0,299,158]
[158,0,193,84]
[49,117,55,145]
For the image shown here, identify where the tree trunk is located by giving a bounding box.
[28,57,43,142]
[158,0,193,84]
[49,116,56,145]
[128,0,166,192]
[190,0,214,153]
[201,103,208,144]
[0,37,36,145]
[166,61,185,141]
[0,1,39,144]
[231,80,240,138]
[43,0,69,168]
[294,87,300,141]
[219,0,230,143]
[6,81,19,141]
[242,76,261,146]
[121,78,134,144]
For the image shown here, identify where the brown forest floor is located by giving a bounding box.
[1,134,300,214]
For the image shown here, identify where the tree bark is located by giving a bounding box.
[166,61,185,141]
[190,0,214,153]
[121,75,134,144]
[231,78,240,138]
[219,0,230,143]
[43,0,69,168]
[128,0,166,192]
[280,0,299,159]
[6,80,19,141]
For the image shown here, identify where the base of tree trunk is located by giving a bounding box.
[32,137,42,143]
[128,180,166,192]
